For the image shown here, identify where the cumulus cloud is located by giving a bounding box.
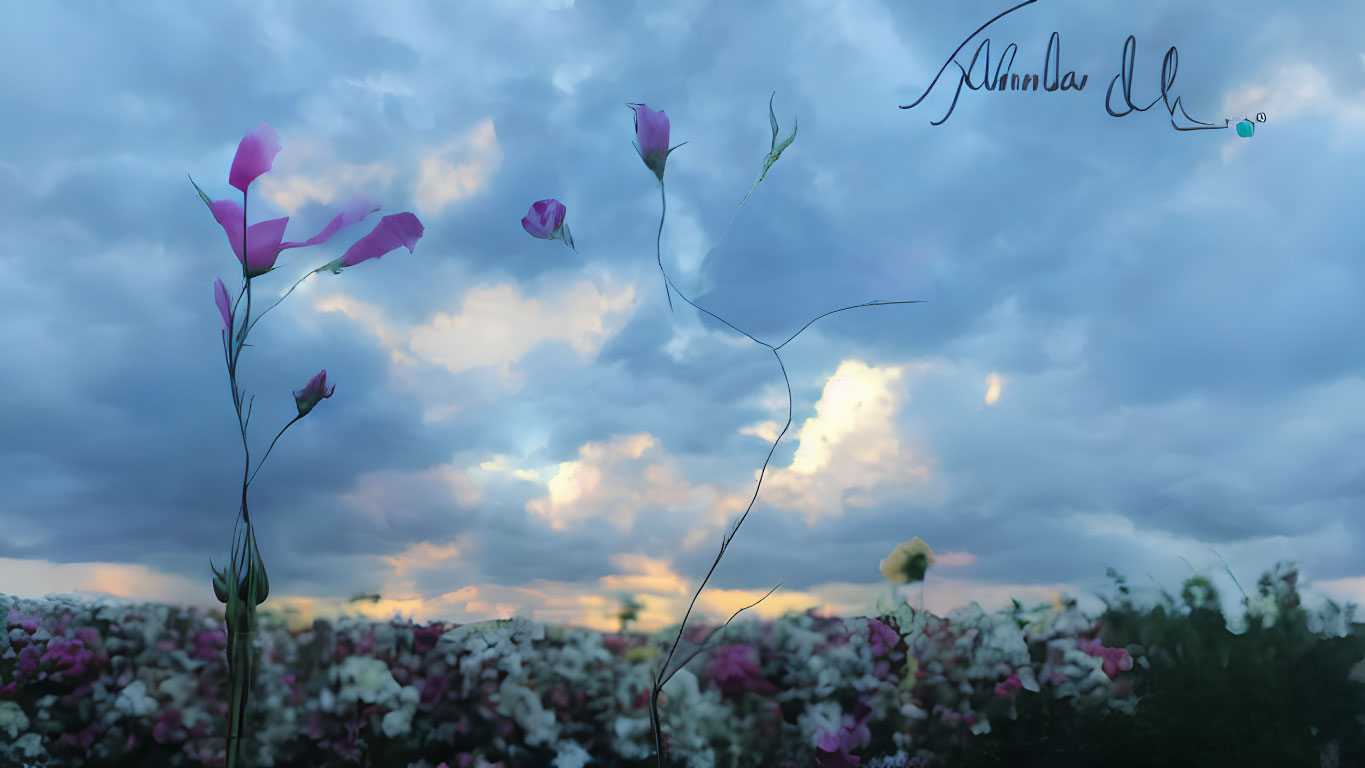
[754,360,934,526]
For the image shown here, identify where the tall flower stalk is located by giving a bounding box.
[622,95,924,767]
[193,123,423,767]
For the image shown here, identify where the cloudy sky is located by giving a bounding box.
[1,0,1361,635]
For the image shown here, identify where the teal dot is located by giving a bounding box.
[1236,120,1254,138]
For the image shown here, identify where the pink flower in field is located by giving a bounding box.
[190,630,224,661]
[413,622,445,654]
[602,633,630,655]
[58,721,102,750]
[815,697,874,767]
[995,673,1024,698]
[293,369,336,417]
[521,198,575,251]
[153,708,186,744]
[40,636,96,678]
[626,102,687,181]
[867,617,898,655]
[421,673,449,706]
[1079,637,1134,679]
[707,643,779,697]
[16,645,40,677]
[7,607,40,634]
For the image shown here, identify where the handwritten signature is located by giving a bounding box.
[900,0,1264,134]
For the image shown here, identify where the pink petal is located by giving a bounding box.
[208,199,290,276]
[521,199,566,239]
[214,278,232,332]
[628,103,670,156]
[337,212,424,268]
[229,123,282,193]
[279,196,380,250]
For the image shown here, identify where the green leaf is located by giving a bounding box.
[737,93,797,215]
[210,558,230,604]
[189,175,215,210]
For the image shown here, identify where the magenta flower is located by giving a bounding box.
[1078,637,1134,679]
[319,212,425,274]
[995,673,1024,698]
[867,617,898,656]
[521,198,575,251]
[206,193,381,278]
[706,643,779,697]
[293,369,336,417]
[7,607,40,634]
[229,122,282,193]
[814,697,874,768]
[627,102,687,181]
[195,123,427,278]
[213,277,232,334]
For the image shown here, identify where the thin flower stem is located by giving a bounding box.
[657,180,673,315]
[645,179,923,767]
[245,415,304,488]
[246,270,315,337]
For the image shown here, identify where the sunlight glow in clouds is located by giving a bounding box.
[340,464,482,530]
[314,277,636,420]
[756,360,934,526]
[415,118,504,215]
[984,372,1003,405]
[407,280,637,385]
[254,135,400,215]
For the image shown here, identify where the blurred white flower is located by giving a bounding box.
[0,701,30,739]
[113,679,158,718]
[552,740,592,768]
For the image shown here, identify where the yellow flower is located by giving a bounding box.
[880,537,936,585]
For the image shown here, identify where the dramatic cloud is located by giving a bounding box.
[0,0,1359,634]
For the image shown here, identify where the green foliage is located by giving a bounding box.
[934,562,1365,768]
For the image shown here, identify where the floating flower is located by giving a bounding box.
[520,198,575,251]
[880,537,936,585]
[293,369,336,418]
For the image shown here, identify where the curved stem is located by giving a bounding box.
[246,270,316,337]
[658,181,673,315]
[245,415,304,489]
[644,186,923,768]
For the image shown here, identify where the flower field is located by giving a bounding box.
[2,563,1362,767]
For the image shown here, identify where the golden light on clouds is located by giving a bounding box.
[598,553,689,596]
[381,540,463,577]
[984,372,1003,405]
[525,433,702,532]
[415,117,503,215]
[254,135,398,215]
[312,278,635,424]
[753,359,934,525]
